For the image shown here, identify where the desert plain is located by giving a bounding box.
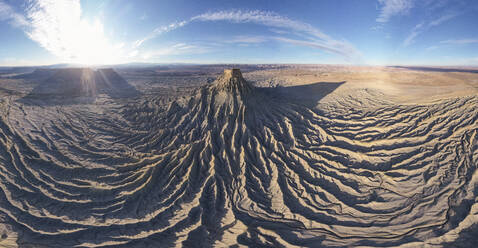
[0,64,477,247]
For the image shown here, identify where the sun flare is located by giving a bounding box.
[25,0,123,65]
[67,19,123,65]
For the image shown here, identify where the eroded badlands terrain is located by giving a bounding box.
[0,65,477,247]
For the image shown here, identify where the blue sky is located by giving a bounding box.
[0,0,477,66]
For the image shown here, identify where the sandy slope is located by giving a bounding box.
[0,67,477,247]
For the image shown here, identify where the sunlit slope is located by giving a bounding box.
[0,69,477,247]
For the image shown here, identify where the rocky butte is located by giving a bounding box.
[213,69,253,95]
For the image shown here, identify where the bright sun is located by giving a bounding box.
[26,1,124,65]
[69,19,123,65]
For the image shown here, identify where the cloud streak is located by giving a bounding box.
[0,1,28,27]
[400,0,469,47]
[429,13,458,27]
[191,10,330,40]
[440,39,478,45]
[274,37,361,59]
[403,12,459,46]
[135,10,361,61]
[374,0,465,47]
[133,20,188,48]
[403,22,423,47]
[141,43,205,59]
[376,0,413,23]
[226,36,268,44]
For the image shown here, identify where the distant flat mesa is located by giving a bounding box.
[25,68,139,97]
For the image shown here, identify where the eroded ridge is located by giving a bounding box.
[0,70,477,247]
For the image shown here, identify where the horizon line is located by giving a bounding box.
[1,62,478,68]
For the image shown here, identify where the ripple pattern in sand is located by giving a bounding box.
[0,89,477,247]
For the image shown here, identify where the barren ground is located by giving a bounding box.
[0,65,477,247]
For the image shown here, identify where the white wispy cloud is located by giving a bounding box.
[403,22,423,46]
[133,20,188,48]
[135,10,361,61]
[440,39,478,44]
[403,13,459,46]
[191,10,331,40]
[274,37,361,59]
[0,1,28,27]
[423,37,478,53]
[141,43,207,60]
[374,0,465,47]
[429,13,458,27]
[376,0,414,23]
[269,28,290,35]
[195,10,362,60]
[226,36,268,44]
[425,45,439,51]
[400,0,468,47]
